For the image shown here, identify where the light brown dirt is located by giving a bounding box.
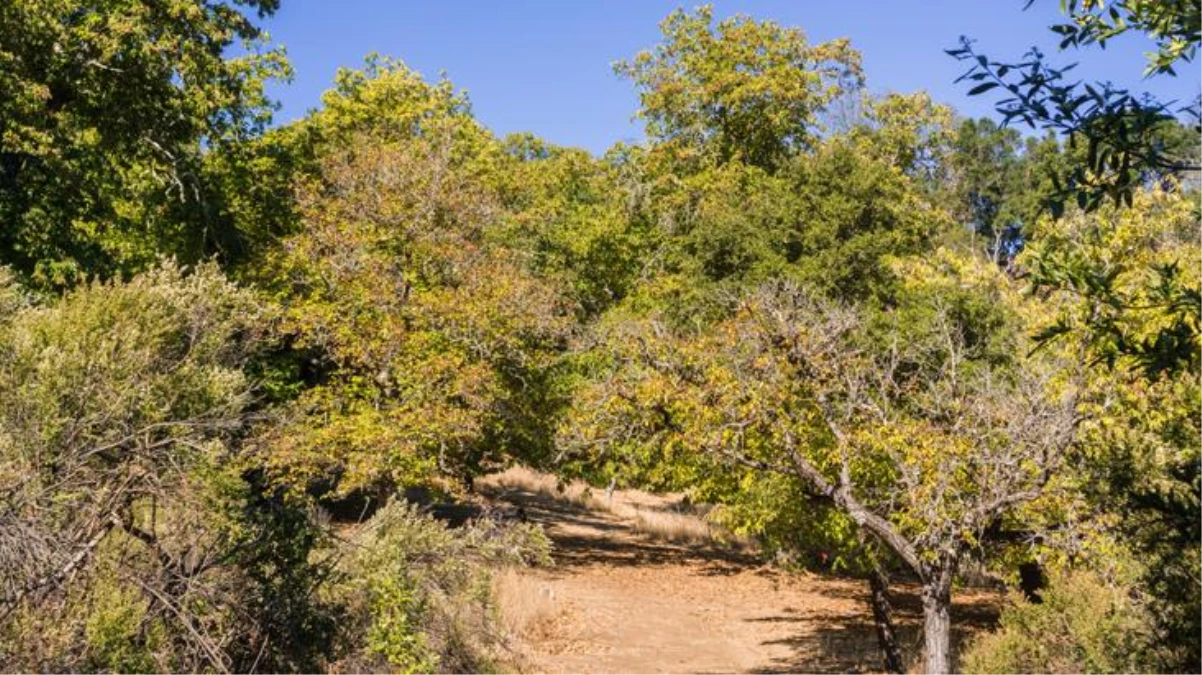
[482,478,1000,674]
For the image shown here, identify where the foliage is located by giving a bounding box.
[561,255,1080,673]
[495,136,650,317]
[1024,187,1199,376]
[606,111,951,330]
[951,37,1199,215]
[0,262,341,672]
[1048,0,1200,76]
[329,501,552,673]
[0,0,289,287]
[948,1,1200,216]
[781,136,945,301]
[616,5,862,172]
[202,121,315,274]
[945,24,1200,666]
[961,569,1155,674]
[944,118,1065,263]
[1027,190,1202,670]
[1070,367,1201,671]
[0,3,1197,673]
[257,72,574,497]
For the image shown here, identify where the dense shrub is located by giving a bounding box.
[961,570,1156,674]
[328,502,553,673]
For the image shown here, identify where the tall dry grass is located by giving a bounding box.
[492,568,562,640]
[479,466,746,548]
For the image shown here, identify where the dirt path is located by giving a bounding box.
[483,478,999,674]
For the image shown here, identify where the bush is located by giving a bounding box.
[962,570,1155,674]
[0,261,338,672]
[329,501,552,673]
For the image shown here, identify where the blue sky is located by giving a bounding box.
[256,1,1199,154]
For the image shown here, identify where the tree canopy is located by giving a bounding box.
[0,0,289,287]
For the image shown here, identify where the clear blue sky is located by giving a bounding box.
[257,1,1199,154]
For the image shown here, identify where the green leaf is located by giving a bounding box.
[968,82,1000,95]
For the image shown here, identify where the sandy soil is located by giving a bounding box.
[482,479,1000,674]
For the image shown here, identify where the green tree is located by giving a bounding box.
[945,118,1066,264]
[493,135,652,317]
[948,0,1200,215]
[556,14,1010,672]
[616,5,862,173]
[0,0,289,286]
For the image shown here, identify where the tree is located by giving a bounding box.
[951,0,1197,369]
[616,5,862,173]
[1024,186,1199,376]
[0,0,289,286]
[1047,0,1199,76]
[982,52,1201,647]
[563,259,1082,673]
[944,118,1067,265]
[256,63,573,499]
[1019,187,1201,670]
[556,14,1020,671]
[493,135,652,317]
[0,258,558,673]
[948,0,1200,216]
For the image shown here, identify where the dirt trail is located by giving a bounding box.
[483,478,999,674]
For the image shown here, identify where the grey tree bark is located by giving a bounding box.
[921,577,954,675]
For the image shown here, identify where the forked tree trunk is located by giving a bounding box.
[921,580,953,674]
[867,568,905,673]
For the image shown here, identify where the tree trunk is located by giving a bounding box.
[921,581,953,674]
[867,568,905,673]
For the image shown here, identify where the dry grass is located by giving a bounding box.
[478,466,747,548]
[481,466,598,509]
[625,502,718,545]
[493,568,562,640]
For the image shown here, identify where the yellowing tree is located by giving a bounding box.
[258,61,573,498]
[1025,186,1200,376]
[563,259,1082,673]
[1019,187,1201,669]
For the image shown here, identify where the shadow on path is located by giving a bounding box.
[482,483,761,572]
[482,479,1001,674]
